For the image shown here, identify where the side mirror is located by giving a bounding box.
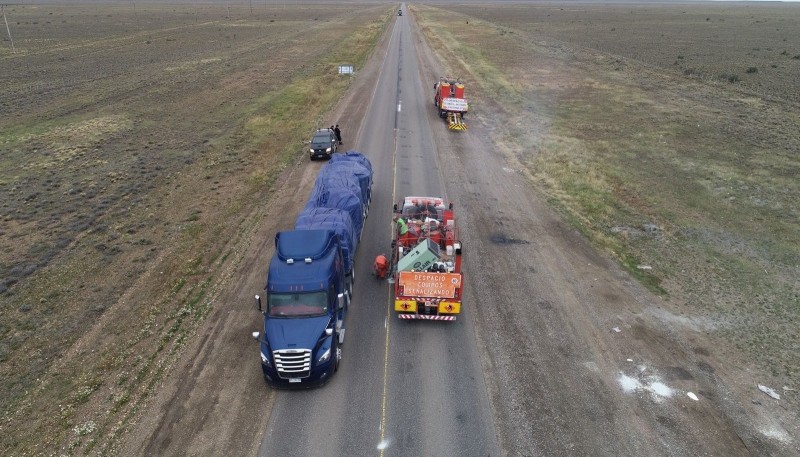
[337,293,345,309]
[325,328,333,336]
[255,294,262,312]
[252,331,269,346]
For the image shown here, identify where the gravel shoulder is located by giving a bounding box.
[412,3,798,455]
[117,11,394,456]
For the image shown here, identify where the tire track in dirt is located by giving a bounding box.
[119,7,391,455]
[409,5,769,456]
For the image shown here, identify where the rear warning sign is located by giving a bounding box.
[398,271,461,298]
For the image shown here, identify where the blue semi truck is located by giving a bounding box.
[253,152,372,387]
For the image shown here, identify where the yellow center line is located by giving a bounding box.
[379,292,391,455]
[380,90,401,456]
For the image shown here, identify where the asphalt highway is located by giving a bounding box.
[257,13,500,457]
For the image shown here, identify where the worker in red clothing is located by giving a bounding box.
[373,254,388,279]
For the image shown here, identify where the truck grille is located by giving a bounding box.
[273,349,312,379]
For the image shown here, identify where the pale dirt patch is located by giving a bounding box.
[413,3,798,455]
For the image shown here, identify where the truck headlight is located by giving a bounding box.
[309,148,315,153]
[325,147,332,153]
[318,348,331,363]
[260,351,271,366]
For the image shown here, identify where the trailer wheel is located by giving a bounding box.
[346,274,354,299]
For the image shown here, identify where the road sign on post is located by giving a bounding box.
[338,64,354,76]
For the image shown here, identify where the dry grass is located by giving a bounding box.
[442,2,800,105]
[0,3,390,454]
[414,1,799,412]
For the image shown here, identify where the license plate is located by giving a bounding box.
[289,378,301,383]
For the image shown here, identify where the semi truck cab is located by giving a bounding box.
[253,229,347,387]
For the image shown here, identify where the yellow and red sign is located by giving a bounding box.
[438,301,461,314]
[394,300,418,313]
[398,271,461,299]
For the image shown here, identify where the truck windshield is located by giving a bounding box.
[267,292,328,317]
[312,134,331,146]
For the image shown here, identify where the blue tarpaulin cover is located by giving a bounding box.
[312,172,363,204]
[320,161,372,206]
[295,207,357,273]
[306,186,365,237]
[330,150,372,174]
[291,151,372,269]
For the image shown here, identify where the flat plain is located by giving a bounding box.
[1,1,798,455]
[413,1,798,452]
[1,3,390,454]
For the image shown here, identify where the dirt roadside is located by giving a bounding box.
[3,3,795,455]
[410,4,797,456]
[0,4,392,455]
[116,15,395,456]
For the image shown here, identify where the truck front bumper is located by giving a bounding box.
[260,359,336,388]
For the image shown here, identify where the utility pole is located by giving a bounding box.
[2,4,15,53]
[132,2,140,32]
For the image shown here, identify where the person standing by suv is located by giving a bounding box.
[334,125,342,145]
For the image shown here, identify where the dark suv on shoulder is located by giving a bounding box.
[308,129,338,160]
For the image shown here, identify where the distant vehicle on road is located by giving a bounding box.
[434,77,468,130]
[398,9,403,16]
